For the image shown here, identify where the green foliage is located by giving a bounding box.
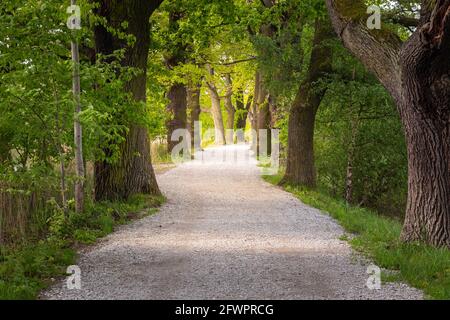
[0,0,445,301]
[264,173,450,300]
[0,0,157,250]
[0,242,75,300]
[0,194,165,300]
[147,0,258,145]
[315,58,407,215]
[0,0,149,168]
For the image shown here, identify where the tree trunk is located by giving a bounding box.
[225,108,235,144]
[248,71,261,153]
[166,83,187,153]
[399,74,450,247]
[250,72,262,134]
[257,100,271,156]
[206,66,225,145]
[93,0,162,201]
[224,74,235,144]
[252,71,268,154]
[282,97,316,187]
[165,9,187,154]
[187,83,201,151]
[326,0,450,247]
[235,90,251,130]
[268,95,278,129]
[281,18,333,187]
[207,83,226,145]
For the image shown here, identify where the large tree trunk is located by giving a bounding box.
[326,0,450,247]
[93,0,163,200]
[281,18,333,187]
[399,62,450,246]
[187,83,201,151]
[282,98,317,187]
[166,83,187,153]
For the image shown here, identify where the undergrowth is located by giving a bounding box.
[0,194,165,300]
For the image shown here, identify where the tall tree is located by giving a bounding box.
[326,0,450,247]
[164,8,188,154]
[281,18,334,187]
[254,1,275,153]
[93,0,163,200]
[206,65,226,145]
[247,0,305,156]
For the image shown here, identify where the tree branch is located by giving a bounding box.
[385,12,419,27]
[217,57,257,66]
[325,0,403,103]
[420,0,450,50]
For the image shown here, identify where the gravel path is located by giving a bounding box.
[41,144,422,300]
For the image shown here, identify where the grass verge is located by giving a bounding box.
[0,194,165,300]
[263,173,450,300]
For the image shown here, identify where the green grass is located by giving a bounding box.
[0,194,165,300]
[263,173,450,300]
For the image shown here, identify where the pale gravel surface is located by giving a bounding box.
[41,144,423,300]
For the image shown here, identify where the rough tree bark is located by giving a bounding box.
[326,0,450,247]
[93,0,163,200]
[224,74,235,144]
[281,18,334,188]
